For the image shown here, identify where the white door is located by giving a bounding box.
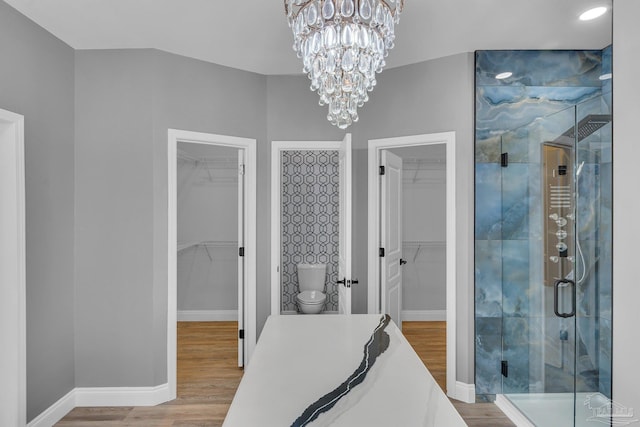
[338,134,353,315]
[237,149,245,367]
[381,151,403,328]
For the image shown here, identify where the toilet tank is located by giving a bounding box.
[297,264,326,292]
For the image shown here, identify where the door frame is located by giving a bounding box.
[270,139,347,315]
[168,129,257,399]
[367,132,457,399]
[0,108,26,426]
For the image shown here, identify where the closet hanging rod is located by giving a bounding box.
[177,240,239,252]
[177,154,239,170]
[402,241,445,248]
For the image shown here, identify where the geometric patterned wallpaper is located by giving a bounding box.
[281,150,339,312]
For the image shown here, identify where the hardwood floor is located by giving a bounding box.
[56,320,513,427]
[402,322,515,427]
[402,321,447,391]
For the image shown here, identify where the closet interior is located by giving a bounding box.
[177,142,239,318]
[389,145,447,318]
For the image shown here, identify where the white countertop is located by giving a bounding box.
[223,314,467,427]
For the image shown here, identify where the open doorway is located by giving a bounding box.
[387,144,447,324]
[0,108,26,426]
[175,142,242,398]
[168,129,256,401]
[368,132,462,401]
[270,135,353,316]
[385,145,447,391]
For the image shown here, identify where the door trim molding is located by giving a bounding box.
[367,132,458,399]
[168,129,257,400]
[0,108,26,427]
[270,140,343,316]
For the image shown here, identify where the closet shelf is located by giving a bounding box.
[403,241,445,248]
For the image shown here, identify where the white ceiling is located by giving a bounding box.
[5,0,612,75]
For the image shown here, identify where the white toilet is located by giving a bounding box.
[296,263,327,314]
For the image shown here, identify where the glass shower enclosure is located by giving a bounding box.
[497,95,612,426]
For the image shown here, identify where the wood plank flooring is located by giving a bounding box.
[56,320,513,427]
[402,321,514,427]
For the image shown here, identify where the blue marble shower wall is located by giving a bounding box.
[474,48,612,396]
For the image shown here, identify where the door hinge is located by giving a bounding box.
[379,165,386,175]
[239,329,244,339]
[379,248,385,257]
[239,164,245,176]
[501,360,509,378]
[501,152,509,168]
[239,247,245,257]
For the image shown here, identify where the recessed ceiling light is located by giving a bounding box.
[579,6,607,21]
[495,72,513,80]
[599,73,612,80]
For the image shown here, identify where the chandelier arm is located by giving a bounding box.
[378,0,404,16]
[284,0,316,16]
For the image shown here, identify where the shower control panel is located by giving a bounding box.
[542,143,574,287]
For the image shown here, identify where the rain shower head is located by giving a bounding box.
[556,114,612,144]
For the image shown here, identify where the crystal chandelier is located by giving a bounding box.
[285,0,404,129]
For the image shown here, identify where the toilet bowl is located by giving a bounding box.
[296,263,327,314]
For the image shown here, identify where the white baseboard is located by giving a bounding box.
[177,310,237,321]
[75,384,171,407]
[495,394,535,427]
[27,389,76,427]
[453,381,476,403]
[402,310,446,321]
[27,384,170,427]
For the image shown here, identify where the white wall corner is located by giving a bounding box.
[453,381,475,404]
[494,395,535,427]
[27,389,76,427]
[177,310,238,322]
[402,310,446,322]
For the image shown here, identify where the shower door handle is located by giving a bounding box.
[554,279,576,318]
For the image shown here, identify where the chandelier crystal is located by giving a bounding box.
[285,0,404,129]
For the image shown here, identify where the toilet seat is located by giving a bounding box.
[296,290,326,304]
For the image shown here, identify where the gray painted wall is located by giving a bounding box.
[74,49,268,387]
[74,49,157,387]
[613,0,640,415]
[353,54,476,384]
[151,50,267,383]
[0,2,76,421]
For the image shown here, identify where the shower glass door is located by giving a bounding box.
[573,95,612,426]
[499,98,612,427]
